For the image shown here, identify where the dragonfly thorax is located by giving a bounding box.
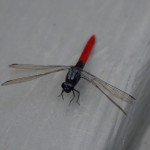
[61,82,74,93]
[61,67,81,93]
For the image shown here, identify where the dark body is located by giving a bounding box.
[60,61,85,104]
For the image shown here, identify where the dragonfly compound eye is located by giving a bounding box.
[61,82,73,93]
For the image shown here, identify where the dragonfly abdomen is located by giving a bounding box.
[76,35,96,69]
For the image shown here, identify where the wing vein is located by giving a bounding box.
[2,68,69,86]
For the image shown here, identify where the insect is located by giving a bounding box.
[1,35,135,115]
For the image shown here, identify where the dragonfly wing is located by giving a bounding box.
[81,70,135,103]
[81,76,127,115]
[9,64,71,70]
[2,68,69,86]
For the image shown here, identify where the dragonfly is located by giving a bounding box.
[1,35,135,115]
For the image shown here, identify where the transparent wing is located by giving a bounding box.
[82,76,127,115]
[9,64,70,70]
[1,67,70,86]
[81,70,135,103]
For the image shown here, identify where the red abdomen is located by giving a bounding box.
[76,35,96,68]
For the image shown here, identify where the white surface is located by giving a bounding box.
[0,0,150,150]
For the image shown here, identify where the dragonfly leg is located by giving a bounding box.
[74,89,80,105]
[58,90,64,100]
[69,90,75,105]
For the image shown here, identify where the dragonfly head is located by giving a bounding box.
[61,82,73,93]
